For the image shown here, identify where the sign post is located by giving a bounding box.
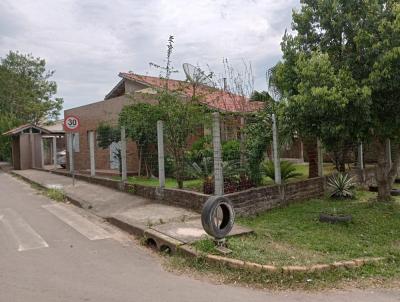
[64,115,80,186]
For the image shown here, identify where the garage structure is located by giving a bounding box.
[3,123,65,170]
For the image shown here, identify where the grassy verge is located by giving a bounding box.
[166,190,400,289]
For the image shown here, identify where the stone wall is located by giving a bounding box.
[225,177,326,216]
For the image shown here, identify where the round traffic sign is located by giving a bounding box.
[64,115,80,131]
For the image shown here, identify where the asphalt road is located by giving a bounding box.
[0,170,399,302]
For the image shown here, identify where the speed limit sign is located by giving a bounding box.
[64,115,80,131]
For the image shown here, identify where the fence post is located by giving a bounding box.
[358,143,364,170]
[272,113,281,185]
[88,131,96,176]
[68,133,74,173]
[40,137,45,168]
[386,139,392,169]
[317,139,323,177]
[212,112,224,196]
[157,120,165,189]
[239,116,246,167]
[120,126,127,182]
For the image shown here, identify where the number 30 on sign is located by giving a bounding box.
[64,115,80,131]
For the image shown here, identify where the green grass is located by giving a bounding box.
[45,188,66,202]
[165,190,400,289]
[194,191,400,266]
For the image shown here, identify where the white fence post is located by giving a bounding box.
[358,143,364,170]
[121,126,127,181]
[317,139,323,177]
[157,121,165,189]
[272,114,281,185]
[212,112,224,196]
[386,139,392,169]
[89,131,96,176]
[53,136,57,170]
[40,137,45,168]
[68,133,74,173]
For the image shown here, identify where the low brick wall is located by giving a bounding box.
[42,169,209,212]
[225,177,326,216]
[39,169,327,216]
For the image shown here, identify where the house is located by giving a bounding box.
[64,72,302,175]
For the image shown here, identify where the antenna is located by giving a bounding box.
[183,63,214,87]
[266,66,281,102]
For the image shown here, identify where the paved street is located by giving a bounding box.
[0,170,399,302]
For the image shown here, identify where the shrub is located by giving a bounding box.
[222,140,241,162]
[327,173,355,199]
[262,160,302,182]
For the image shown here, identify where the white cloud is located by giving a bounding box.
[0,0,300,110]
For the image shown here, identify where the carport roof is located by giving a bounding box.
[3,124,52,136]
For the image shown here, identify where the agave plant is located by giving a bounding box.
[262,160,302,182]
[327,173,355,199]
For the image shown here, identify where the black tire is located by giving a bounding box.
[319,213,352,224]
[201,196,235,239]
[391,189,400,196]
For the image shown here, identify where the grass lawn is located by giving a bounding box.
[194,190,400,267]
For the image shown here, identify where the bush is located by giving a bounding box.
[327,173,355,199]
[262,160,302,182]
[222,140,241,162]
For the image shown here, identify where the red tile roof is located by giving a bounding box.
[119,72,264,113]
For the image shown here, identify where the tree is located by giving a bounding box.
[158,91,207,188]
[250,90,274,103]
[119,103,161,177]
[96,123,122,176]
[274,0,400,201]
[0,51,63,160]
[0,51,63,124]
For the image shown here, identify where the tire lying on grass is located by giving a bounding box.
[201,196,235,239]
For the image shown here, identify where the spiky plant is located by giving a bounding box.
[262,160,302,182]
[327,173,355,199]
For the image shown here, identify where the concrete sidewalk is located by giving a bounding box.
[11,169,251,249]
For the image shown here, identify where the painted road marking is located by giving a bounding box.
[42,204,111,240]
[0,208,49,252]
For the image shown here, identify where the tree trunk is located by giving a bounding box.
[375,139,400,202]
[304,138,318,178]
[138,146,142,177]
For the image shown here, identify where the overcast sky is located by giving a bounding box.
[0,0,300,111]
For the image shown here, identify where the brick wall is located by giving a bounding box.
[46,169,326,216]
[225,177,325,216]
[64,93,158,173]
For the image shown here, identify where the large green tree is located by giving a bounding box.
[119,103,161,177]
[0,51,63,123]
[158,91,207,188]
[0,51,63,161]
[274,0,400,201]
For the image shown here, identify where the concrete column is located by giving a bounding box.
[272,114,281,184]
[300,140,304,162]
[386,139,392,169]
[68,133,74,173]
[52,136,57,170]
[239,116,245,167]
[120,127,127,181]
[29,132,35,169]
[40,137,44,168]
[212,112,224,196]
[157,121,165,189]
[358,143,364,170]
[317,139,323,177]
[88,131,96,176]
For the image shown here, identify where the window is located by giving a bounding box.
[72,133,80,152]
